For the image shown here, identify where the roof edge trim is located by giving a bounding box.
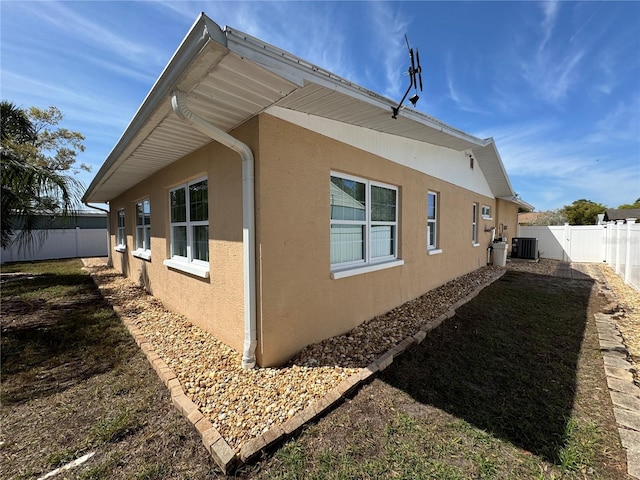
[83,13,226,203]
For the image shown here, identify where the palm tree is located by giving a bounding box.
[1,101,81,250]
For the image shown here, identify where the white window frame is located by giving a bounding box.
[133,198,151,260]
[163,177,210,278]
[472,202,479,246]
[115,208,126,252]
[330,172,403,278]
[481,204,492,220]
[427,191,441,255]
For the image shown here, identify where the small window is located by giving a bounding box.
[427,191,438,251]
[330,173,398,270]
[165,178,209,275]
[482,205,492,219]
[133,199,151,259]
[115,208,126,251]
[472,202,479,244]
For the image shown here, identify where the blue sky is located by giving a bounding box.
[2,1,639,212]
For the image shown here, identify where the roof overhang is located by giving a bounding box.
[500,196,535,211]
[84,13,522,206]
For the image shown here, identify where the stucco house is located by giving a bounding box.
[83,14,531,368]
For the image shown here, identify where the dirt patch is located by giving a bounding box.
[0,259,219,479]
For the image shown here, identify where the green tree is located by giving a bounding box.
[617,198,640,209]
[530,209,567,226]
[560,199,606,225]
[5,105,88,173]
[1,101,83,250]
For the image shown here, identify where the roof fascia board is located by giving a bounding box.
[83,13,228,203]
[224,27,487,148]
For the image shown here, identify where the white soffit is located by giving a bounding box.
[275,83,481,152]
[471,141,514,199]
[85,43,299,203]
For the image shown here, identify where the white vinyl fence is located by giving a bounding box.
[519,220,639,292]
[1,228,108,263]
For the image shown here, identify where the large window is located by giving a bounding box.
[167,178,209,270]
[134,199,151,259]
[330,173,398,270]
[115,208,126,251]
[427,191,438,251]
[472,202,479,245]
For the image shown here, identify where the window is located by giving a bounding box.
[330,173,399,273]
[164,178,209,277]
[427,191,439,252]
[482,205,492,219]
[115,208,126,251]
[133,199,151,260]
[472,202,479,245]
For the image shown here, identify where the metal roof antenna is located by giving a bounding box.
[391,34,424,119]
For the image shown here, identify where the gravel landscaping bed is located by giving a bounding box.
[87,264,503,451]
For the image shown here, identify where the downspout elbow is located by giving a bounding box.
[171,90,257,369]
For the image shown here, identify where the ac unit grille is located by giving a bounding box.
[511,237,539,260]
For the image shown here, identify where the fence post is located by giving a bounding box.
[624,218,637,284]
[563,223,570,262]
[75,227,80,258]
[604,223,609,264]
[607,220,616,264]
[615,220,624,274]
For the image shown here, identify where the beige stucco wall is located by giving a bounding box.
[107,119,258,353]
[495,198,520,251]
[106,112,520,368]
[255,114,505,366]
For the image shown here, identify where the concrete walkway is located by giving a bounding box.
[575,263,640,479]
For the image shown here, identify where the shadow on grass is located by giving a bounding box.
[380,270,594,464]
[1,271,134,405]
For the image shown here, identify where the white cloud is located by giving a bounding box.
[539,0,559,53]
[445,52,487,115]
[21,1,169,68]
[480,118,639,210]
[582,94,640,147]
[514,1,586,105]
[366,2,412,100]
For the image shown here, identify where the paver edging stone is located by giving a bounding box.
[209,436,238,473]
[413,330,427,344]
[281,412,306,436]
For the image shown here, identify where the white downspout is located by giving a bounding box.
[171,90,257,369]
[84,202,113,268]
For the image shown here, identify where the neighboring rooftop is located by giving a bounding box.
[604,209,640,222]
